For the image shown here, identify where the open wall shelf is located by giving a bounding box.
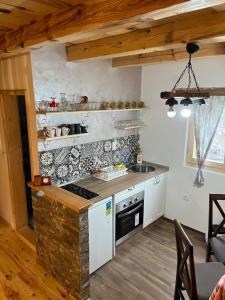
[38,133,89,142]
[36,108,145,116]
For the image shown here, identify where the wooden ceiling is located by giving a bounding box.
[0,1,75,35]
[1,0,225,66]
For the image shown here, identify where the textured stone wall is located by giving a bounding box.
[32,191,89,300]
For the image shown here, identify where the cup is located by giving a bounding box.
[55,127,62,137]
[68,124,75,135]
[81,125,88,133]
[62,127,70,136]
[74,124,81,134]
[44,127,55,138]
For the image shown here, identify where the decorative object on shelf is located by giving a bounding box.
[49,97,60,112]
[138,101,145,108]
[161,43,208,118]
[33,175,51,186]
[39,134,139,185]
[115,119,145,130]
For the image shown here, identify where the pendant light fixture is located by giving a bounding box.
[161,43,206,118]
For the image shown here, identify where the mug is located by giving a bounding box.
[74,123,81,134]
[68,124,75,135]
[80,125,88,133]
[44,127,55,138]
[55,127,62,137]
[62,127,70,136]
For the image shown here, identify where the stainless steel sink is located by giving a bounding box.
[129,164,156,173]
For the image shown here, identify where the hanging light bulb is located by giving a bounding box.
[181,107,191,118]
[165,97,178,118]
[180,97,192,118]
[167,106,176,118]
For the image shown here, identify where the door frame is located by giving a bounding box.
[0,90,39,230]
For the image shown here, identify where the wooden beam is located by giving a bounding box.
[161,88,225,99]
[0,0,188,53]
[66,7,225,61]
[112,43,225,67]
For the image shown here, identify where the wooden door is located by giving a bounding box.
[0,93,27,229]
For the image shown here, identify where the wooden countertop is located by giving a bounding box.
[76,163,169,204]
[28,163,169,213]
[28,182,92,213]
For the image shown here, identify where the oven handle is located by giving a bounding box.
[118,203,143,219]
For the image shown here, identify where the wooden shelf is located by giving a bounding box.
[36,108,145,115]
[38,133,89,142]
[115,125,146,130]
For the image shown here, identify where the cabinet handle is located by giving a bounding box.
[36,191,45,197]
[128,186,135,191]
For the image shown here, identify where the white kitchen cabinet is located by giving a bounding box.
[143,173,167,228]
[88,197,113,274]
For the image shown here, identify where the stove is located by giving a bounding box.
[61,183,99,200]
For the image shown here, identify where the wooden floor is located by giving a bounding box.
[0,217,205,300]
[0,218,75,300]
[90,218,206,300]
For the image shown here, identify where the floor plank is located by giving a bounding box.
[0,217,205,300]
[0,218,75,300]
[90,218,206,300]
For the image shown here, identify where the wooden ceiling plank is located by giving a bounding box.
[0,0,189,52]
[112,43,225,67]
[66,7,225,61]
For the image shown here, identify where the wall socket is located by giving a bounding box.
[183,194,190,202]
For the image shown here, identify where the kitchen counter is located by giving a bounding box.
[28,182,91,213]
[28,163,168,212]
[76,162,169,204]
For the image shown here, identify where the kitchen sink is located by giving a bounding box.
[129,163,156,173]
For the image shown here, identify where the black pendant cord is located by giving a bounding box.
[171,52,201,94]
[171,63,189,93]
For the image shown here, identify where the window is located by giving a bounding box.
[187,109,225,172]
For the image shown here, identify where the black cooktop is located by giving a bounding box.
[61,183,99,200]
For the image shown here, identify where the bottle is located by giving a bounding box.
[136,143,143,164]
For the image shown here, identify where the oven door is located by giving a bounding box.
[116,200,143,244]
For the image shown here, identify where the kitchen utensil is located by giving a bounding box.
[43,127,55,138]
[74,124,81,134]
[68,124,75,135]
[81,125,88,133]
[55,127,62,137]
[62,127,70,136]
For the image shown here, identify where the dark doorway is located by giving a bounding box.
[17,96,33,229]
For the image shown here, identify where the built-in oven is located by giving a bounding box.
[115,190,144,245]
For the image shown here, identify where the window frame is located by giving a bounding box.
[186,116,225,173]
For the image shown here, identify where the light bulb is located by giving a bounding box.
[167,106,176,118]
[181,107,191,118]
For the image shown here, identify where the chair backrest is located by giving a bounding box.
[174,220,198,299]
[208,194,225,240]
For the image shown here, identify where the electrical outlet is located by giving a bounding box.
[183,194,190,202]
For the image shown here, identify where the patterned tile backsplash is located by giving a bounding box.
[39,134,139,185]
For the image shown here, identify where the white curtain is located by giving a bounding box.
[194,96,225,187]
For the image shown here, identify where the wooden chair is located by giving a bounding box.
[174,219,225,300]
[206,194,225,263]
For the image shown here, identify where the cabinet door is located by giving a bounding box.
[143,178,155,228]
[89,198,113,274]
[153,173,167,219]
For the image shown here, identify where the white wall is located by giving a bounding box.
[31,45,141,151]
[141,57,225,233]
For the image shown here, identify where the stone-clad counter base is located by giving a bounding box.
[32,191,89,300]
